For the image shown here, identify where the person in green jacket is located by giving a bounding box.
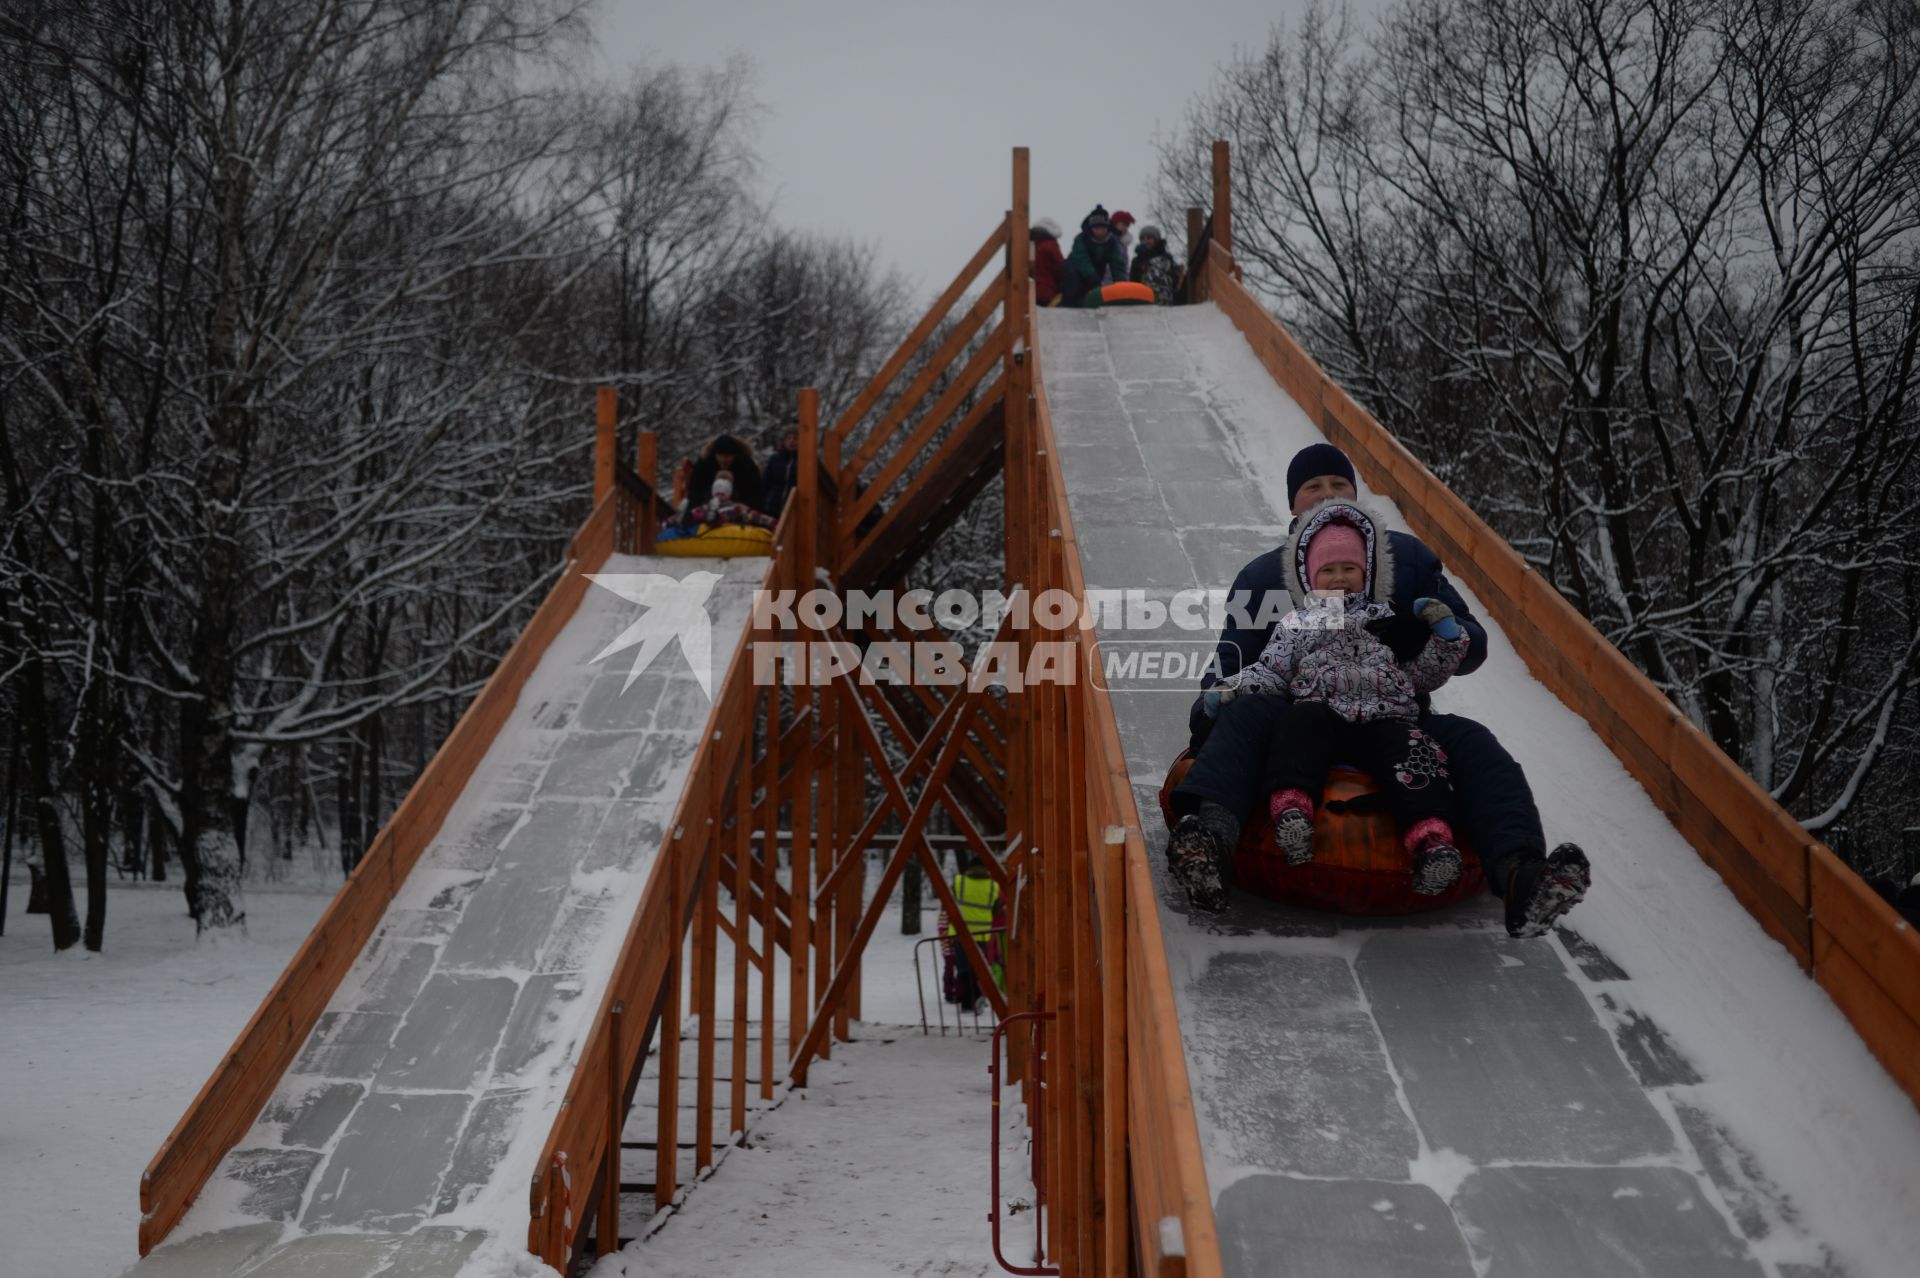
[1060,206,1129,307]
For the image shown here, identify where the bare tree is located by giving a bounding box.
[0,5,920,947]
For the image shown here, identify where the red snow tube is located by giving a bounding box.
[1158,755,1487,914]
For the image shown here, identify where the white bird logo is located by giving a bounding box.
[585,571,723,697]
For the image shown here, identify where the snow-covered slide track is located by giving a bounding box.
[122,552,760,1278]
[1036,301,1920,1278]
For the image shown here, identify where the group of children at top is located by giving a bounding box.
[1032,205,1185,308]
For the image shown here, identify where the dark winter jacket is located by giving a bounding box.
[687,434,764,513]
[1130,242,1181,303]
[1061,232,1129,307]
[1190,522,1487,740]
[761,445,799,520]
[1032,227,1065,305]
[1216,501,1468,722]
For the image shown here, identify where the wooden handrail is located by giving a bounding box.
[844,275,1011,479]
[1015,294,1227,1276]
[839,324,1009,539]
[830,215,1011,450]
[1200,243,1920,1107]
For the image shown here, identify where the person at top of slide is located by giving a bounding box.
[1061,206,1128,307]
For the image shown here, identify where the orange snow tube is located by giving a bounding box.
[1098,280,1157,306]
[1158,755,1486,914]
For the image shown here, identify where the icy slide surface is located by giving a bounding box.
[1037,306,1920,1278]
[124,554,762,1278]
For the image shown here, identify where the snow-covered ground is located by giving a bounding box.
[0,883,331,1278]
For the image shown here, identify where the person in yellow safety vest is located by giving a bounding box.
[943,864,1005,1006]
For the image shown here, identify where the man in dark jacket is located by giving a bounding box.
[1060,206,1129,308]
[1168,442,1590,937]
[687,432,764,513]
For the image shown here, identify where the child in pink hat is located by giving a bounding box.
[1202,498,1472,895]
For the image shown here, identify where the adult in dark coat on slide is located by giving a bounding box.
[687,432,765,513]
[1167,443,1591,937]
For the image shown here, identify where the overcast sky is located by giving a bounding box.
[590,0,1370,295]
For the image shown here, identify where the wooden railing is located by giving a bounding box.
[830,211,1011,583]
[1001,280,1226,1277]
[136,414,673,1255]
[1191,172,1920,1107]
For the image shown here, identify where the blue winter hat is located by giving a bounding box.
[1285,443,1358,509]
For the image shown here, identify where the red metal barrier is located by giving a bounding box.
[991,1011,1058,1276]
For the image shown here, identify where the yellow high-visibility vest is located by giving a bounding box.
[946,869,1000,936]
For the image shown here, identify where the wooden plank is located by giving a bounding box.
[595,387,617,505]
[694,754,721,1172]
[759,686,779,1102]
[842,306,1010,537]
[1812,922,1920,1106]
[731,695,753,1135]
[1211,141,1232,257]
[843,374,1007,569]
[654,840,683,1211]
[1810,847,1920,1032]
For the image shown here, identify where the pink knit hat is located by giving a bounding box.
[1305,521,1367,589]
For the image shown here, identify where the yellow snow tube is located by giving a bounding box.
[657,524,774,558]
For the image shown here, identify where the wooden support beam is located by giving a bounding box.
[694,751,722,1172]
[730,693,753,1134]
[758,687,779,1102]
[636,430,658,553]
[654,837,682,1211]
[1211,140,1232,257]
[595,386,617,506]
[814,678,971,905]
[791,389,819,1059]
[597,1001,622,1258]
[789,680,989,1084]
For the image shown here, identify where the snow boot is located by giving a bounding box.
[1166,809,1233,912]
[1505,843,1591,938]
[1407,817,1463,896]
[1411,842,1464,896]
[1270,790,1316,866]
